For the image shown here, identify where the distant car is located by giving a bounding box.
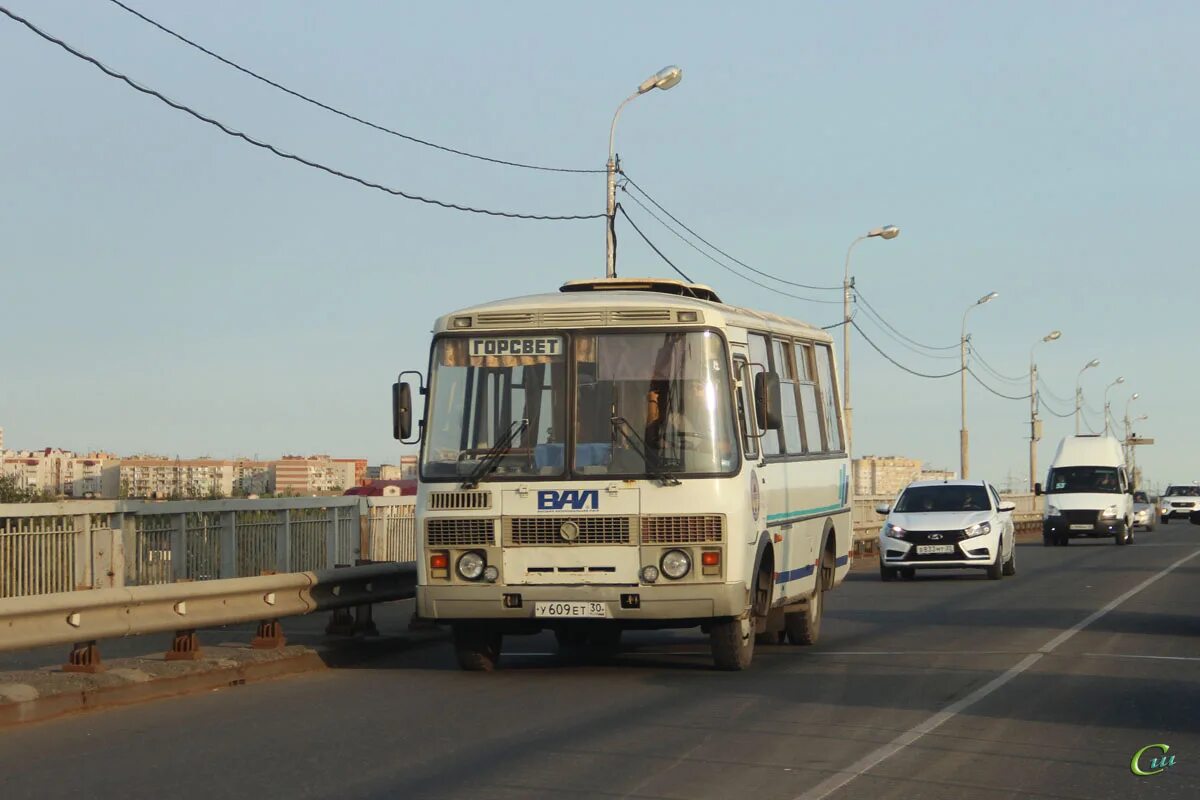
[1159,484,1200,523]
[1132,491,1156,532]
[877,480,1017,581]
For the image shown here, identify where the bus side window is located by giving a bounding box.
[814,343,844,452]
[734,357,758,460]
[748,333,781,456]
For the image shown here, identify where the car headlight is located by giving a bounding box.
[660,549,691,580]
[1100,505,1119,519]
[1047,505,1063,517]
[964,521,992,538]
[883,521,907,540]
[456,551,486,581]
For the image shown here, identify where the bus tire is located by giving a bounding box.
[453,624,502,672]
[710,616,754,671]
[785,579,823,646]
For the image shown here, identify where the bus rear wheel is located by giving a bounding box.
[453,624,502,671]
[785,578,823,645]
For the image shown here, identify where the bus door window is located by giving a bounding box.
[733,355,758,461]
[748,333,781,457]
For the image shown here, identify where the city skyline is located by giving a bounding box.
[1,2,1193,485]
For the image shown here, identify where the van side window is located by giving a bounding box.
[748,333,781,456]
[734,356,758,460]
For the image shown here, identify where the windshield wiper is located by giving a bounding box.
[461,419,528,489]
[610,416,681,487]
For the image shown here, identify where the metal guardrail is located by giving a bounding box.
[0,562,417,654]
[0,496,415,599]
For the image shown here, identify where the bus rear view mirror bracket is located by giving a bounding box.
[1034,482,1043,496]
[394,370,425,444]
[754,371,783,431]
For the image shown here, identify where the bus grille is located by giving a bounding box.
[428,491,492,511]
[426,518,495,546]
[507,516,632,545]
[641,515,725,544]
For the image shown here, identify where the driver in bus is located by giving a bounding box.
[648,380,735,469]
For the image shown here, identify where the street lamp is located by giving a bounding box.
[1122,392,1141,469]
[1103,377,1126,435]
[960,291,999,479]
[606,65,683,279]
[1074,359,1101,435]
[842,224,900,452]
[1028,330,1062,490]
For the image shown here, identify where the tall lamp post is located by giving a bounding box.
[842,224,900,452]
[1029,330,1062,490]
[1103,377,1126,435]
[960,291,999,479]
[1074,359,1101,434]
[1122,392,1141,472]
[606,66,683,279]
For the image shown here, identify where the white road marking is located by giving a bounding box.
[1083,652,1200,663]
[792,547,1200,800]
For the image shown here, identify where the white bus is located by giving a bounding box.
[393,278,851,670]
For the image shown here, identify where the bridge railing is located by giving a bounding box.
[0,497,415,600]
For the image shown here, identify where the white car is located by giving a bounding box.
[1159,484,1200,523]
[1132,491,1155,532]
[877,480,1017,581]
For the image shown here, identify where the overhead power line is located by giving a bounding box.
[1039,397,1074,419]
[619,187,842,305]
[621,176,843,291]
[852,287,960,351]
[966,367,1031,401]
[104,0,603,175]
[1037,376,1073,404]
[616,204,694,284]
[851,320,963,379]
[855,310,960,361]
[0,6,603,221]
[968,345,1030,384]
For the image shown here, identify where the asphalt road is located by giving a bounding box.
[3,527,1199,800]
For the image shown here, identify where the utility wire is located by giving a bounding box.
[616,204,694,284]
[621,176,843,291]
[966,367,1031,400]
[852,287,961,351]
[851,320,964,379]
[855,310,961,360]
[620,187,842,305]
[1037,376,1073,404]
[1039,397,1074,419]
[968,345,1030,383]
[0,6,602,221]
[104,0,602,175]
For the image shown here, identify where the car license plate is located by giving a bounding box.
[1070,524,1093,530]
[915,544,954,555]
[534,601,610,618]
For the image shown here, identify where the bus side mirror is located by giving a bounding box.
[393,382,412,441]
[1034,483,1043,496]
[754,372,783,431]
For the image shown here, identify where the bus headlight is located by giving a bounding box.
[640,565,660,583]
[482,565,500,583]
[661,549,691,580]
[456,551,486,581]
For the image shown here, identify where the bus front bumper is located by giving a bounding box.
[418,581,750,625]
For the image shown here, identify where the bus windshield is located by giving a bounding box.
[420,330,739,480]
[575,331,738,477]
[422,336,568,479]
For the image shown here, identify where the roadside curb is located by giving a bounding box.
[0,628,451,729]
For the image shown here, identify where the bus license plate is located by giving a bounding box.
[534,601,610,619]
[915,544,954,555]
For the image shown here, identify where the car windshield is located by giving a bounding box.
[1133,491,1149,503]
[1164,485,1200,497]
[1047,466,1121,494]
[894,485,991,513]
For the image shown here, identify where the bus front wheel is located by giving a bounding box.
[453,624,502,671]
[710,616,754,671]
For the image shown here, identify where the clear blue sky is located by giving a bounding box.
[1,1,1194,488]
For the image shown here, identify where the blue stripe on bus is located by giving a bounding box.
[766,503,846,523]
[774,564,814,584]
[835,554,849,567]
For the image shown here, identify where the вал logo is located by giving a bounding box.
[1130,743,1177,776]
[537,490,599,511]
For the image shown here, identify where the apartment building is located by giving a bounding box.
[101,459,234,499]
[0,448,114,497]
[271,456,356,496]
